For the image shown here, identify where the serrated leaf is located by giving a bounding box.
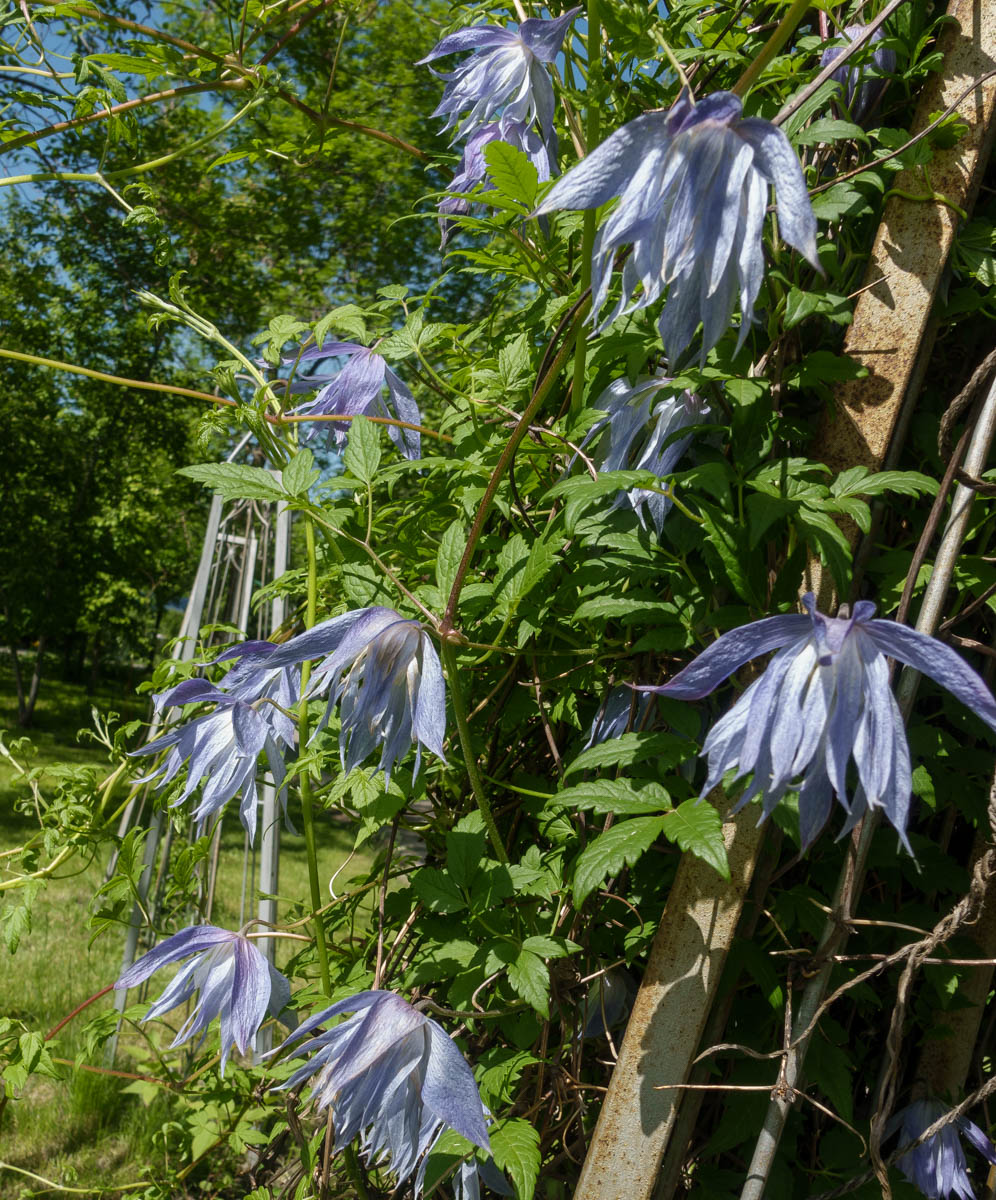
[507,948,550,1016]
[521,935,579,959]
[282,449,319,497]
[662,800,729,879]
[446,812,486,888]
[342,415,381,484]
[484,142,539,208]
[490,1118,541,1200]
[792,117,869,147]
[555,779,670,815]
[832,469,938,499]
[412,867,466,914]
[573,596,681,623]
[177,462,286,502]
[573,816,666,904]
[565,731,693,776]
[544,470,659,531]
[436,519,467,600]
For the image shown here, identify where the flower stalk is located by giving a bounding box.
[440,640,508,864]
[298,515,332,995]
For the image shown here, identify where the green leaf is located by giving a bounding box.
[412,867,466,914]
[484,141,540,208]
[490,1117,542,1200]
[565,731,693,776]
[662,800,730,879]
[792,118,869,147]
[544,470,659,533]
[699,500,761,606]
[446,812,486,888]
[573,816,667,904]
[520,935,579,959]
[555,779,670,815]
[436,519,467,600]
[507,948,550,1016]
[177,462,286,502]
[831,468,938,499]
[313,303,368,345]
[282,448,319,497]
[342,415,381,484]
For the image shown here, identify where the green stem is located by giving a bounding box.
[440,299,589,633]
[298,516,331,995]
[440,642,507,864]
[732,0,812,97]
[571,0,601,418]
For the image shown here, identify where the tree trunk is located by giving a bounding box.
[7,643,26,723]
[18,636,46,728]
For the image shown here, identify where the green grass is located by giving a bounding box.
[0,659,373,1198]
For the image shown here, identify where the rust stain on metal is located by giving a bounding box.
[573,805,762,1200]
[819,0,996,475]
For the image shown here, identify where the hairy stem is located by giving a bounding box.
[732,0,812,97]
[440,642,508,863]
[440,299,589,633]
[570,0,601,417]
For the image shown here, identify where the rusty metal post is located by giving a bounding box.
[572,807,763,1200]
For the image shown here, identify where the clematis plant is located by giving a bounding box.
[889,1098,996,1200]
[132,642,300,841]
[275,341,422,461]
[821,24,896,123]
[581,373,710,533]
[115,924,291,1074]
[641,595,996,848]
[419,8,581,151]
[272,991,502,1197]
[439,114,551,246]
[267,605,447,782]
[535,88,820,361]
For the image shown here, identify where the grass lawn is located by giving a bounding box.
[0,657,373,1198]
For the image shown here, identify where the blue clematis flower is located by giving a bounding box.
[581,373,710,533]
[535,88,820,361]
[439,114,552,246]
[267,606,446,782]
[115,924,291,1074]
[273,991,494,1197]
[278,341,421,461]
[821,24,896,123]
[418,8,581,150]
[584,686,653,749]
[641,594,996,848]
[889,1098,996,1200]
[132,643,299,841]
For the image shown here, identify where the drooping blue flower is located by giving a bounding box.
[821,24,896,123]
[584,686,653,749]
[535,88,820,361]
[133,642,300,841]
[278,341,421,461]
[641,594,996,848]
[439,114,552,246]
[115,924,291,1074]
[581,374,710,533]
[418,8,581,150]
[267,606,446,782]
[889,1098,996,1200]
[273,991,493,1197]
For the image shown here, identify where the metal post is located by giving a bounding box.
[255,503,289,1057]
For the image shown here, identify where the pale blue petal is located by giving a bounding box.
[535,113,671,215]
[863,620,996,732]
[644,615,811,699]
